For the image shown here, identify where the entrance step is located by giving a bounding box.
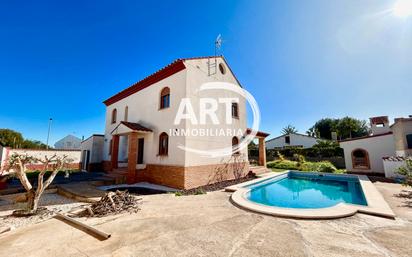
[101,172,127,184]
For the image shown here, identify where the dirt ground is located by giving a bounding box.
[0,181,411,257]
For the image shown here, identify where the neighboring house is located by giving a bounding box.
[339,116,412,177]
[102,56,269,189]
[54,135,82,150]
[80,134,104,171]
[266,133,319,149]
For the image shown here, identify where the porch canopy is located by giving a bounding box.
[246,128,270,167]
[111,121,153,136]
[110,121,152,182]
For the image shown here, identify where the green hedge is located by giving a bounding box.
[267,160,343,173]
[266,147,343,159]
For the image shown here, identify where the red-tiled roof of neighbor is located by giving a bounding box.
[103,56,227,106]
[246,128,270,138]
[338,132,393,143]
[370,116,389,124]
[382,156,411,161]
[120,121,153,132]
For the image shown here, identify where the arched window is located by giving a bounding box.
[231,102,239,118]
[124,106,128,121]
[352,149,370,169]
[159,132,169,156]
[232,136,240,155]
[219,63,226,74]
[160,87,170,109]
[111,108,117,124]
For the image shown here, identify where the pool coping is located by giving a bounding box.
[226,171,395,219]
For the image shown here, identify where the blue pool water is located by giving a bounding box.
[247,172,367,209]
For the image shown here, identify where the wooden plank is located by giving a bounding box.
[54,213,111,241]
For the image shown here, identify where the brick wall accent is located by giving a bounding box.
[183,162,250,189]
[102,161,250,189]
[111,135,119,169]
[135,164,185,189]
[127,133,138,183]
[102,161,112,172]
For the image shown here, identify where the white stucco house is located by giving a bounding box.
[80,134,104,171]
[102,56,269,189]
[339,116,412,177]
[266,133,319,149]
[54,135,82,150]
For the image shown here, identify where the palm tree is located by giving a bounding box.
[306,127,319,137]
[281,125,298,135]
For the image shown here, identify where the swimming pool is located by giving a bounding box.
[227,171,395,219]
[247,172,367,209]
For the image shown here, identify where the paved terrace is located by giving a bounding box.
[0,181,411,257]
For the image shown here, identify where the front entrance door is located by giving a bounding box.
[137,138,144,164]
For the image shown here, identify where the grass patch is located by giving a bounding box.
[271,168,288,172]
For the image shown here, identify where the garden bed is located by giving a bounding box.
[0,192,83,231]
[176,173,257,196]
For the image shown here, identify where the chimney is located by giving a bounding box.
[369,116,391,135]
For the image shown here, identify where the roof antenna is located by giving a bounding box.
[209,34,223,76]
[215,34,222,57]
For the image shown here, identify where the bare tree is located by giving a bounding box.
[209,153,247,184]
[5,153,72,216]
[231,153,247,180]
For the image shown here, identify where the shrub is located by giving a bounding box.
[315,162,337,173]
[194,188,206,195]
[397,159,412,187]
[300,161,337,173]
[267,160,298,170]
[300,162,319,171]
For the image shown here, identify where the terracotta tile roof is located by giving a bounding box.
[103,56,225,106]
[121,121,152,132]
[382,156,411,161]
[339,132,393,143]
[246,128,270,138]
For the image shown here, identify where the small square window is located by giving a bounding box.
[285,136,290,144]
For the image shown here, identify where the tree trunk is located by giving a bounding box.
[26,189,38,213]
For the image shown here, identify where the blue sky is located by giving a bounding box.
[1,0,411,144]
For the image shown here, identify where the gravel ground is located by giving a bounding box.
[0,192,84,231]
